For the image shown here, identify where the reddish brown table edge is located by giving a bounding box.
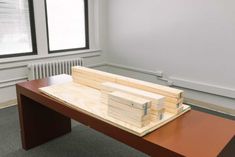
[16,75,183,157]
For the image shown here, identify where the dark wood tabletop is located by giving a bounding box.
[16,74,235,157]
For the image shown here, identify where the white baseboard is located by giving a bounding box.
[107,63,163,77]
[171,77,235,99]
[86,62,107,68]
[184,98,235,116]
[0,99,17,110]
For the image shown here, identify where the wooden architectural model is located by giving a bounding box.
[72,66,184,115]
[72,66,189,127]
[39,66,190,136]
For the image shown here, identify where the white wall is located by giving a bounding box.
[105,0,235,111]
[1,0,235,113]
[0,0,108,105]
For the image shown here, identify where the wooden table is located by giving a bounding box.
[16,75,235,157]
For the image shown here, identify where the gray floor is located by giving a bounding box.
[0,105,234,157]
[0,106,148,157]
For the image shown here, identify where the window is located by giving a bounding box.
[45,0,89,53]
[0,0,37,58]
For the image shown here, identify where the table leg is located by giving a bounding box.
[17,94,71,150]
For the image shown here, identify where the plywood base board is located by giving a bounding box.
[39,82,191,137]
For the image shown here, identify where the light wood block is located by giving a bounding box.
[101,82,164,110]
[165,97,181,103]
[73,77,101,90]
[116,76,183,99]
[108,99,151,118]
[107,111,150,128]
[72,66,184,99]
[108,106,150,122]
[150,108,165,115]
[101,85,181,106]
[165,98,183,106]
[166,106,184,114]
[165,102,183,109]
[107,91,151,128]
[39,82,191,137]
[150,112,164,121]
[72,67,116,81]
[73,71,116,83]
[108,91,151,110]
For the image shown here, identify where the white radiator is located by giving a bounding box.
[28,58,83,80]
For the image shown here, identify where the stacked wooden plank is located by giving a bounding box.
[72,66,184,114]
[108,91,151,128]
[100,82,165,122]
[115,76,184,114]
[72,66,116,89]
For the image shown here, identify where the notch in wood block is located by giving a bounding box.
[150,112,164,121]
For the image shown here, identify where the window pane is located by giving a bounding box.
[46,0,87,51]
[0,0,33,55]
